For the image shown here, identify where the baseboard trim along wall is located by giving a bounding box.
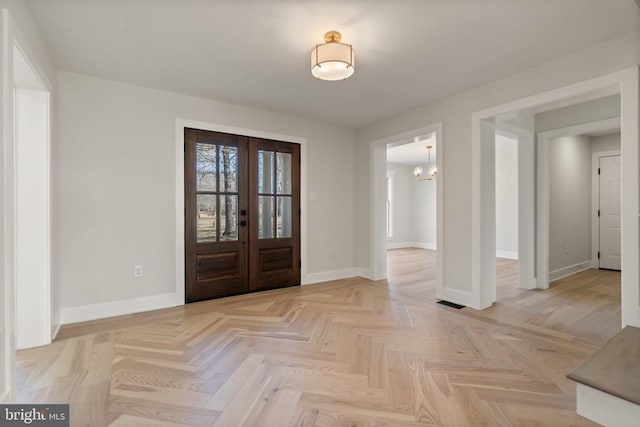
[357,268,372,280]
[51,323,61,341]
[303,268,359,285]
[496,250,518,260]
[387,241,436,250]
[441,288,473,308]
[61,292,178,324]
[549,260,592,282]
[61,265,386,323]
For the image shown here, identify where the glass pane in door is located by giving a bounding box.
[277,196,292,238]
[196,143,217,191]
[218,146,238,192]
[276,152,292,194]
[258,150,274,193]
[220,195,238,241]
[197,194,217,242]
[259,196,275,238]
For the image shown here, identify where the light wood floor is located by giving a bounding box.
[15,248,620,426]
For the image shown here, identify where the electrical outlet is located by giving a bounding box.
[134,265,144,278]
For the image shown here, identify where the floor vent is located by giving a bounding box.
[437,300,465,309]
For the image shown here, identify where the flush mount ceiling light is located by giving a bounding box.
[311,31,354,81]
[414,145,437,181]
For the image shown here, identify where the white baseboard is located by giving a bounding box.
[577,383,640,427]
[303,268,358,285]
[357,268,372,280]
[549,260,592,282]
[387,241,436,250]
[441,288,473,308]
[51,323,61,341]
[496,250,518,260]
[61,293,178,325]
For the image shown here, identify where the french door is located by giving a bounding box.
[185,128,300,303]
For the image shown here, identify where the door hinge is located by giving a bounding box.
[299,260,302,268]
[299,208,301,217]
[597,251,600,259]
[598,168,601,175]
[597,209,600,217]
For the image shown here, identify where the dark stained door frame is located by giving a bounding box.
[185,128,300,303]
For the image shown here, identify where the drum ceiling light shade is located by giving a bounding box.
[311,31,354,81]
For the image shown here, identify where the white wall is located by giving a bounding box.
[56,71,357,316]
[591,132,621,153]
[386,162,437,249]
[356,29,640,297]
[495,135,518,259]
[548,135,592,273]
[15,88,50,349]
[413,169,437,247]
[536,94,620,133]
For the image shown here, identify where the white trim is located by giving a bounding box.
[496,250,518,260]
[357,268,371,280]
[385,169,394,239]
[441,288,473,308]
[549,261,592,282]
[1,8,16,402]
[61,293,177,325]
[471,67,638,323]
[537,118,621,289]
[576,383,640,427]
[174,119,308,305]
[591,149,622,269]
[495,120,531,286]
[304,268,358,285]
[368,122,443,299]
[1,8,56,397]
[387,241,436,250]
[51,323,60,341]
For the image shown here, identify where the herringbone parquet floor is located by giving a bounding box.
[15,249,620,426]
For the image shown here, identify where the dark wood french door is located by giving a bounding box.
[185,128,300,303]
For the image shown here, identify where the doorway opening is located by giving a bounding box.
[385,134,438,290]
[1,12,55,402]
[494,132,520,300]
[471,68,637,329]
[368,122,443,299]
[13,41,53,350]
[184,128,301,303]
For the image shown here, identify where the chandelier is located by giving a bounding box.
[413,145,437,181]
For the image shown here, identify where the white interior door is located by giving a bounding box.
[599,155,621,270]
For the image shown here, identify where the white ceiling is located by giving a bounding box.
[26,0,640,129]
[387,136,436,166]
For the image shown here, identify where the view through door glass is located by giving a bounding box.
[185,129,300,302]
[249,138,300,291]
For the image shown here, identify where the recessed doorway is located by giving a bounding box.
[184,128,301,302]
